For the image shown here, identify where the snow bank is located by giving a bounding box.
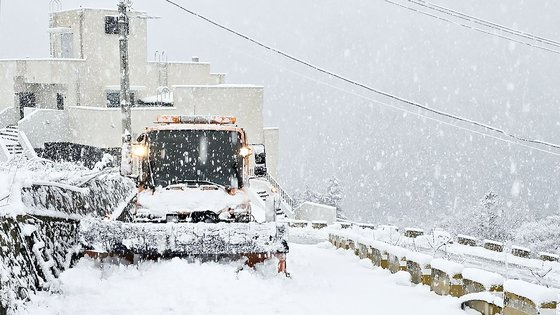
[504,279,559,305]
[407,251,432,266]
[462,268,504,289]
[430,258,463,276]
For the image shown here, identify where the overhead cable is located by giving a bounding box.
[162,0,560,151]
[410,0,560,48]
[382,0,560,55]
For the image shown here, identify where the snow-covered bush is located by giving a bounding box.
[441,190,529,243]
[516,215,560,253]
[296,176,346,220]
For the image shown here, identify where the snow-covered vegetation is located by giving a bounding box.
[296,176,346,219]
[439,190,532,243]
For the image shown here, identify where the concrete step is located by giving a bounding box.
[0,126,24,157]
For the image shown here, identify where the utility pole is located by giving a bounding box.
[118,0,132,174]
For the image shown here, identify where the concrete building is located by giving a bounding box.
[0,7,278,177]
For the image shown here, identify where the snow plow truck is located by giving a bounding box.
[80,115,288,273]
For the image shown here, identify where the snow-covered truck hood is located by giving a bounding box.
[136,187,247,217]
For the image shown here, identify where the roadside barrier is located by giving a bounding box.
[462,268,504,294]
[386,246,408,273]
[511,245,531,258]
[431,258,464,297]
[503,280,558,315]
[457,234,477,247]
[483,240,504,253]
[328,231,558,315]
[539,252,559,262]
[406,252,432,285]
[403,228,424,238]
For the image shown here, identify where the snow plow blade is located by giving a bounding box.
[79,219,289,269]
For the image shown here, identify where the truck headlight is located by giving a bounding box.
[239,146,251,157]
[131,145,148,157]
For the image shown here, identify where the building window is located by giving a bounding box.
[60,33,73,58]
[105,16,119,34]
[57,93,64,110]
[106,91,135,108]
[17,92,36,119]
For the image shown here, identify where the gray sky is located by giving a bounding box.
[1,0,559,225]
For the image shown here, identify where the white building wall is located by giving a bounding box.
[295,202,337,224]
[173,85,264,144]
[18,109,71,148]
[263,127,279,178]
[0,62,16,113]
[67,106,177,148]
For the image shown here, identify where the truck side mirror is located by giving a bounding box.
[251,144,267,177]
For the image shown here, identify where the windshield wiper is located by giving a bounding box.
[172,180,224,188]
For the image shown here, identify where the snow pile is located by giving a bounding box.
[504,279,559,305]
[21,244,470,315]
[430,258,464,276]
[462,268,504,289]
[391,270,412,286]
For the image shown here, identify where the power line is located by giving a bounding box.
[206,34,560,158]
[162,0,560,151]
[410,0,560,48]
[381,0,560,55]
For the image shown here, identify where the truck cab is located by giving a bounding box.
[129,115,258,223]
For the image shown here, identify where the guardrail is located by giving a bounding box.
[329,230,559,315]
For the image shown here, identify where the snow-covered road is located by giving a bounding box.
[20,243,469,315]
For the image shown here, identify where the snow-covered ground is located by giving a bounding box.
[19,243,469,315]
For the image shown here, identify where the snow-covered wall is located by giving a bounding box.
[295,201,336,224]
[0,166,135,314]
[18,109,71,149]
[21,173,135,217]
[0,214,81,314]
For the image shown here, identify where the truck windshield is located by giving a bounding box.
[147,129,244,188]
